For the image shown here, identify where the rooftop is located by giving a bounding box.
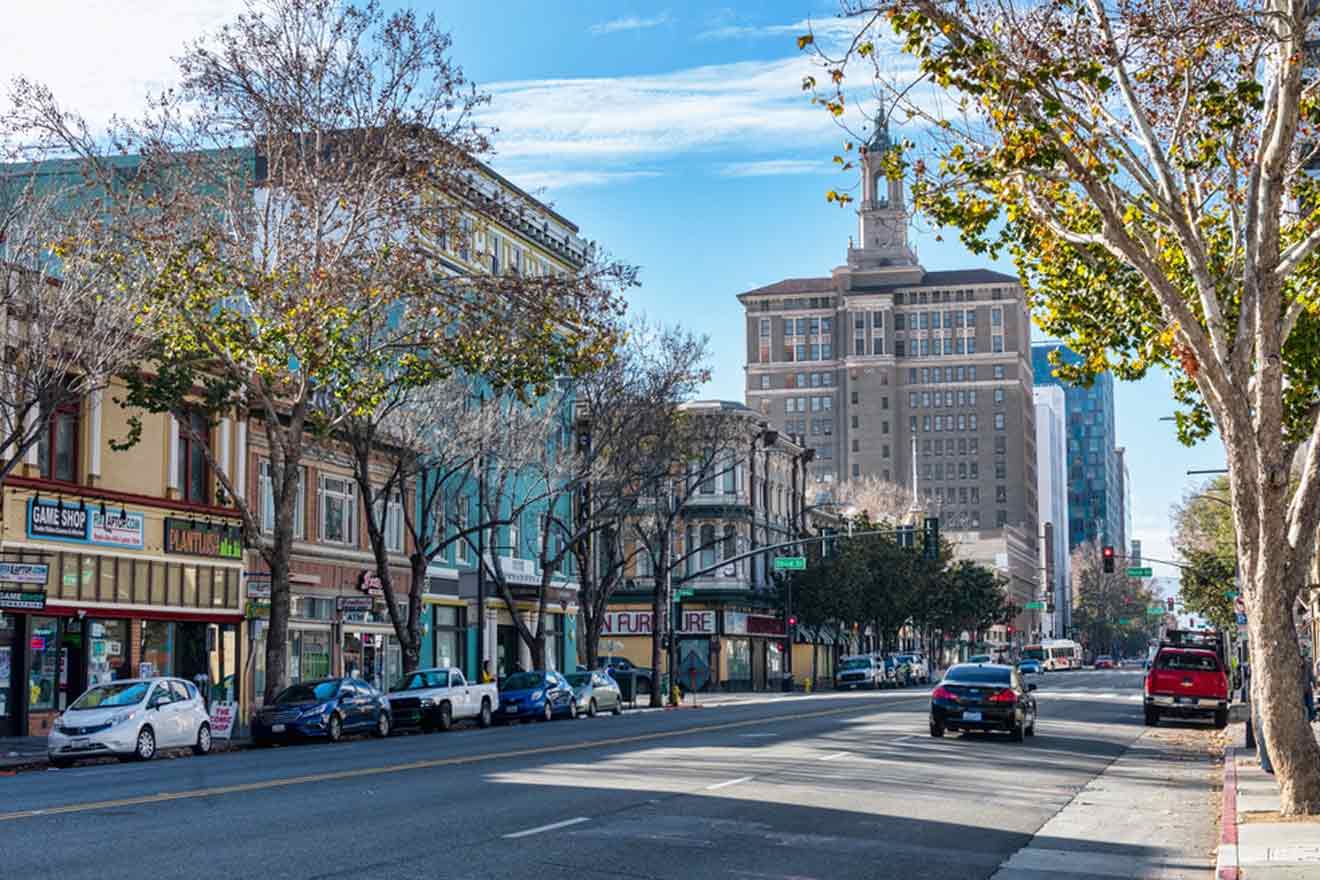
[738,267,1019,300]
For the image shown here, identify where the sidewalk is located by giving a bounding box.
[1218,720,1320,879]
[0,736,49,772]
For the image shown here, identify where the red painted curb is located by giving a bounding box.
[1218,746,1240,880]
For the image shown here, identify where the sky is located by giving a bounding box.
[0,0,1229,573]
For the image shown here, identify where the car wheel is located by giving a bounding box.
[568,700,578,720]
[479,698,493,728]
[1009,716,1025,742]
[588,698,598,718]
[438,701,453,732]
[542,701,553,723]
[611,699,622,716]
[1214,709,1228,729]
[134,726,157,761]
[50,756,74,769]
[929,722,944,738]
[375,711,391,738]
[1144,708,1159,727]
[193,722,213,756]
[328,712,343,742]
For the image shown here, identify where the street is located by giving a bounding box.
[0,670,1218,879]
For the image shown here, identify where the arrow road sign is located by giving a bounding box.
[773,556,807,571]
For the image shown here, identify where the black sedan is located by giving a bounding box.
[929,663,1037,741]
[251,677,392,745]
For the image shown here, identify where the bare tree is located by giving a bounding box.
[7,0,630,703]
[0,168,156,484]
[834,475,915,524]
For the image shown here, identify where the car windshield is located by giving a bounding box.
[840,658,872,670]
[1022,648,1046,661]
[946,666,1013,685]
[1156,651,1219,672]
[898,655,917,663]
[968,655,991,663]
[275,680,340,704]
[70,681,150,710]
[502,672,545,690]
[391,672,430,692]
[566,673,591,687]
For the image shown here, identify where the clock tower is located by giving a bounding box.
[849,111,917,270]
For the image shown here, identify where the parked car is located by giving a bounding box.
[1017,658,1044,675]
[835,655,885,689]
[897,653,931,684]
[1094,655,1116,670]
[251,677,391,745]
[596,656,653,696]
[929,663,1038,741]
[498,670,578,721]
[565,670,624,717]
[1144,646,1229,728]
[387,667,497,731]
[967,654,992,664]
[48,677,213,766]
[882,654,912,688]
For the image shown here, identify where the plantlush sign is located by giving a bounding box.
[164,518,242,559]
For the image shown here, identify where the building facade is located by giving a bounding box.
[1034,386,1071,638]
[1116,446,1132,560]
[1031,343,1123,551]
[738,120,1040,638]
[0,378,245,737]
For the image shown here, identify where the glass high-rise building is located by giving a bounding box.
[1031,344,1122,551]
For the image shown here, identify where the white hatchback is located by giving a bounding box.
[48,677,213,767]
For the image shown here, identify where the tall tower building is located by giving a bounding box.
[738,115,1040,633]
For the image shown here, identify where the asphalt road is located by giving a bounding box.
[0,669,1200,879]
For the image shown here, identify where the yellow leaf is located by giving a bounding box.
[797,34,814,50]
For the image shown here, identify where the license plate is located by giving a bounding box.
[271,724,286,733]
[71,737,91,748]
[1175,697,1196,705]
[961,711,983,721]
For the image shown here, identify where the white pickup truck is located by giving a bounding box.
[385,667,497,731]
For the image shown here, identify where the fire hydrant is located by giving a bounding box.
[669,684,682,706]
[804,677,813,694]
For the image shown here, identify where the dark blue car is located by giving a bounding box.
[497,671,577,722]
[251,677,392,745]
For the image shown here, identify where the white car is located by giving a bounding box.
[48,677,213,767]
[385,667,497,731]
[898,653,931,684]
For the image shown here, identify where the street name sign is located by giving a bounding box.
[1024,601,1046,610]
[773,556,806,571]
[1126,567,1153,578]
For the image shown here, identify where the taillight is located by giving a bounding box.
[931,686,956,701]
[987,688,1017,703]
[1144,674,1153,695]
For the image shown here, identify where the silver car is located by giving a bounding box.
[48,677,213,766]
[565,670,623,717]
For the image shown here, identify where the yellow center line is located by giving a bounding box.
[1,699,925,823]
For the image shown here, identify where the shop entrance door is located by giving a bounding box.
[0,613,17,736]
[59,619,86,711]
[497,625,519,677]
[752,641,768,690]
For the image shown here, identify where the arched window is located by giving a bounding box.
[700,524,717,569]
[685,526,696,575]
[873,172,888,207]
[723,525,737,566]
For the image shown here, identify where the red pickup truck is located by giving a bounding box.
[1144,646,1229,728]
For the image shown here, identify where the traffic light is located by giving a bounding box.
[922,517,940,561]
[1102,545,1115,573]
[897,525,915,548]
[788,615,798,630]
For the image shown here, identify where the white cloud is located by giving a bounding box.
[500,168,663,192]
[0,2,244,132]
[719,158,828,177]
[589,13,673,36]
[696,16,861,43]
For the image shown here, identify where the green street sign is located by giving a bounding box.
[1118,618,1131,625]
[1024,600,1046,610]
[774,556,807,571]
[1126,567,1153,578]
[674,589,694,600]
[1225,590,1239,599]
[1148,606,1165,616]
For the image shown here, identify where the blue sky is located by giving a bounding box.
[0,0,1227,572]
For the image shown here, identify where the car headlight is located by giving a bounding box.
[108,710,139,727]
[530,690,544,701]
[298,703,331,719]
[419,697,437,708]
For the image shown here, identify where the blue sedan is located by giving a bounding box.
[251,677,391,745]
[1017,659,1044,675]
[498,671,578,722]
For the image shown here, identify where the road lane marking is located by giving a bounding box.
[738,733,777,738]
[819,751,849,761]
[503,817,589,839]
[705,776,754,790]
[0,698,929,823]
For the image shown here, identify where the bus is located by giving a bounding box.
[1022,639,1083,671]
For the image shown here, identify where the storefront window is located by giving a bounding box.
[87,619,131,687]
[29,617,60,711]
[0,613,14,722]
[767,641,784,677]
[726,638,750,684]
[140,621,173,678]
[291,630,331,681]
[433,606,464,669]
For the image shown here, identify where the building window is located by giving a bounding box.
[994,365,1005,379]
[882,444,890,457]
[723,525,737,563]
[994,413,1006,430]
[970,414,978,430]
[993,335,1004,353]
[320,476,357,545]
[909,416,917,432]
[178,412,211,504]
[967,337,977,354]
[259,460,307,538]
[852,463,861,477]
[759,318,771,338]
[882,420,889,434]
[910,392,919,408]
[377,490,404,553]
[853,415,861,428]
[38,402,80,483]
[895,340,905,357]
[997,510,1008,527]
[700,524,717,570]
[923,416,931,431]
[969,390,977,405]
[996,485,1008,503]
[994,388,1005,403]
[991,307,1003,326]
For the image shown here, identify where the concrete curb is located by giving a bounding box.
[1217,745,1240,880]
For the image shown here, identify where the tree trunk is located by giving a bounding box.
[263,546,292,705]
[649,539,667,708]
[404,556,428,673]
[530,635,546,670]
